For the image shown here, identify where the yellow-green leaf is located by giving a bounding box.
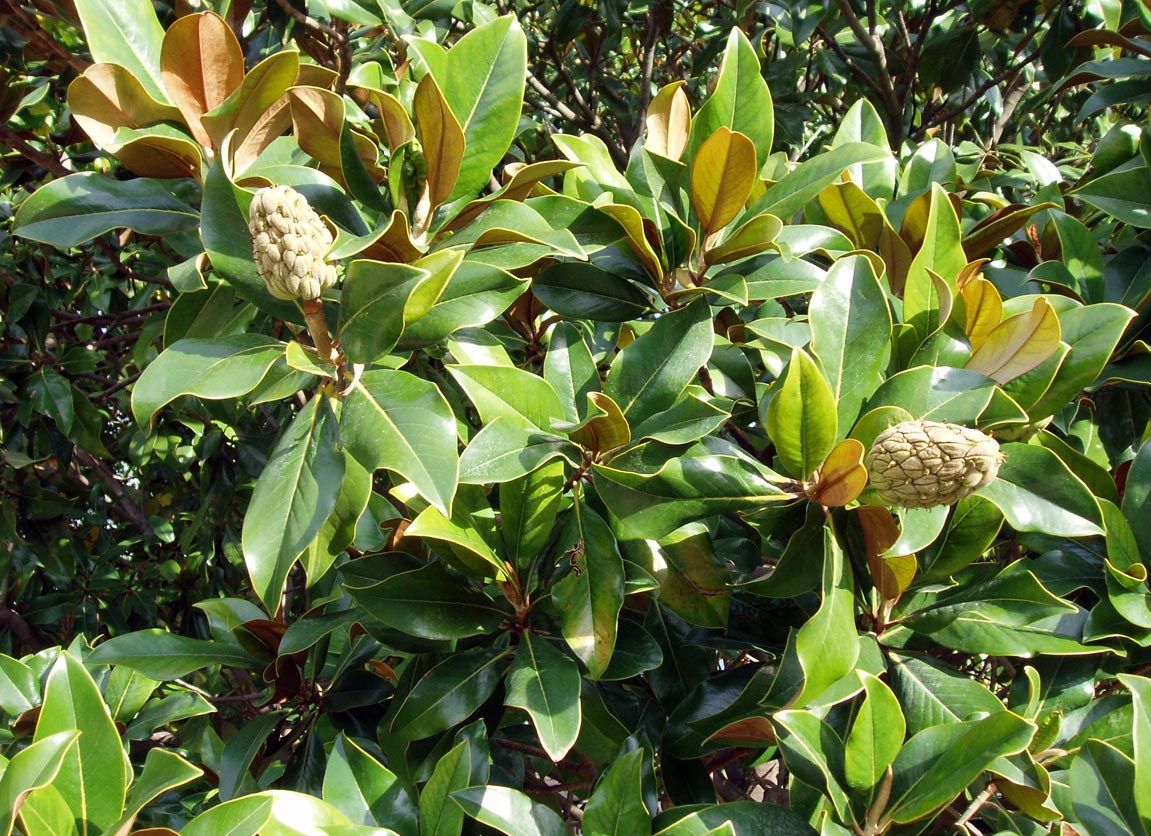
[691,127,757,237]
[646,81,691,161]
[960,273,1003,351]
[965,297,1061,384]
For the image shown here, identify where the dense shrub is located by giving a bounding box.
[3,0,1151,834]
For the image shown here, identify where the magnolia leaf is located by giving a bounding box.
[691,127,756,236]
[813,438,867,507]
[506,633,582,761]
[414,72,465,211]
[965,297,1061,384]
[646,81,691,161]
[765,348,837,481]
[160,11,244,150]
[242,395,345,610]
[960,273,1004,351]
[68,63,181,149]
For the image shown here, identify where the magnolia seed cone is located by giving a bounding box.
[249,185,338,302]
[865,420,1004,509]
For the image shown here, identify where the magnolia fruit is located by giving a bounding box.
[865,420,1004,509]
[248,185,337,302]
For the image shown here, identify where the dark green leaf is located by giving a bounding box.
[341,369,459,516]
[506,633,582,761]
[242,395,345,610]
[12,172,196,248]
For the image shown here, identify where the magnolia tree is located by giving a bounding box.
[3,1,1151,835]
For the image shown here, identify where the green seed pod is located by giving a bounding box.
[865,420,1004,509]
[248,185,337,302]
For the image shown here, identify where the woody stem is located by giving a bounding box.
[301,298,335,362]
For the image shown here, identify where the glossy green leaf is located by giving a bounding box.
[765,348,837,480]
[180,794,274,836]
[793,528,859,707]
[450,365,565,430]
[242,395,345,610]
[533,263,655,322]
[451,786,567,836]
[88,629,261,678]
[336,258,450,363]
[810,253,888,439]
[17,783,73,836]
[506,633,581,761]
[1074,166,1151,227]
[844,672,906,792]
[543,322,600,423]
[113,748,203,834]
[0,655,39,716]
[887,712,1035,823]
[218,711,284,802]
[420,740,472,836]
[408,15,527,208]
[346,560,508,639]
[976,442,1104,537]
[0,731,79,836]
[1124,438,1151,559]
[752,143,893,220]
[396,260,528,348]
[627,523,730,629]
[32,653,129,834]
[772,710,851,821]
[902,184,966,340]
[605,297,714,426]
[886,652,1005,736]
[1119,673,1151,825]
[13,173,197,248]
[864,365,996,424]
[652,801,815,836]
[552,503,626,678]
[131,336,285,427]
[1030,302,1133,418]
[628,393,730,446]
[500,459,566,571]
[341,369,459,516]
[583,749,651,836]
[1070,739,1148,836]
[458,418,580,484]
[389,647,509,739]
[74,0,167,101]
[685,28,773,170]
[405,503,505,579]
[594,437,793,539]
[919,496,1005,582]
[322,735,406,828]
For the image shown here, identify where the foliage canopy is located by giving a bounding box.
[5,0,1151,834]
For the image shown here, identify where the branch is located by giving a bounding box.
[72,447,155,537]
[0,123,70,176]
[6,6,90,74]
[832,0,903,144]
[271,0,352,93]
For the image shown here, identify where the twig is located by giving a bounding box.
[72,447,155,536]
[832,0,903,144]
[0,123,69,175]
[271,0,352,93]
[952,782,997,832]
